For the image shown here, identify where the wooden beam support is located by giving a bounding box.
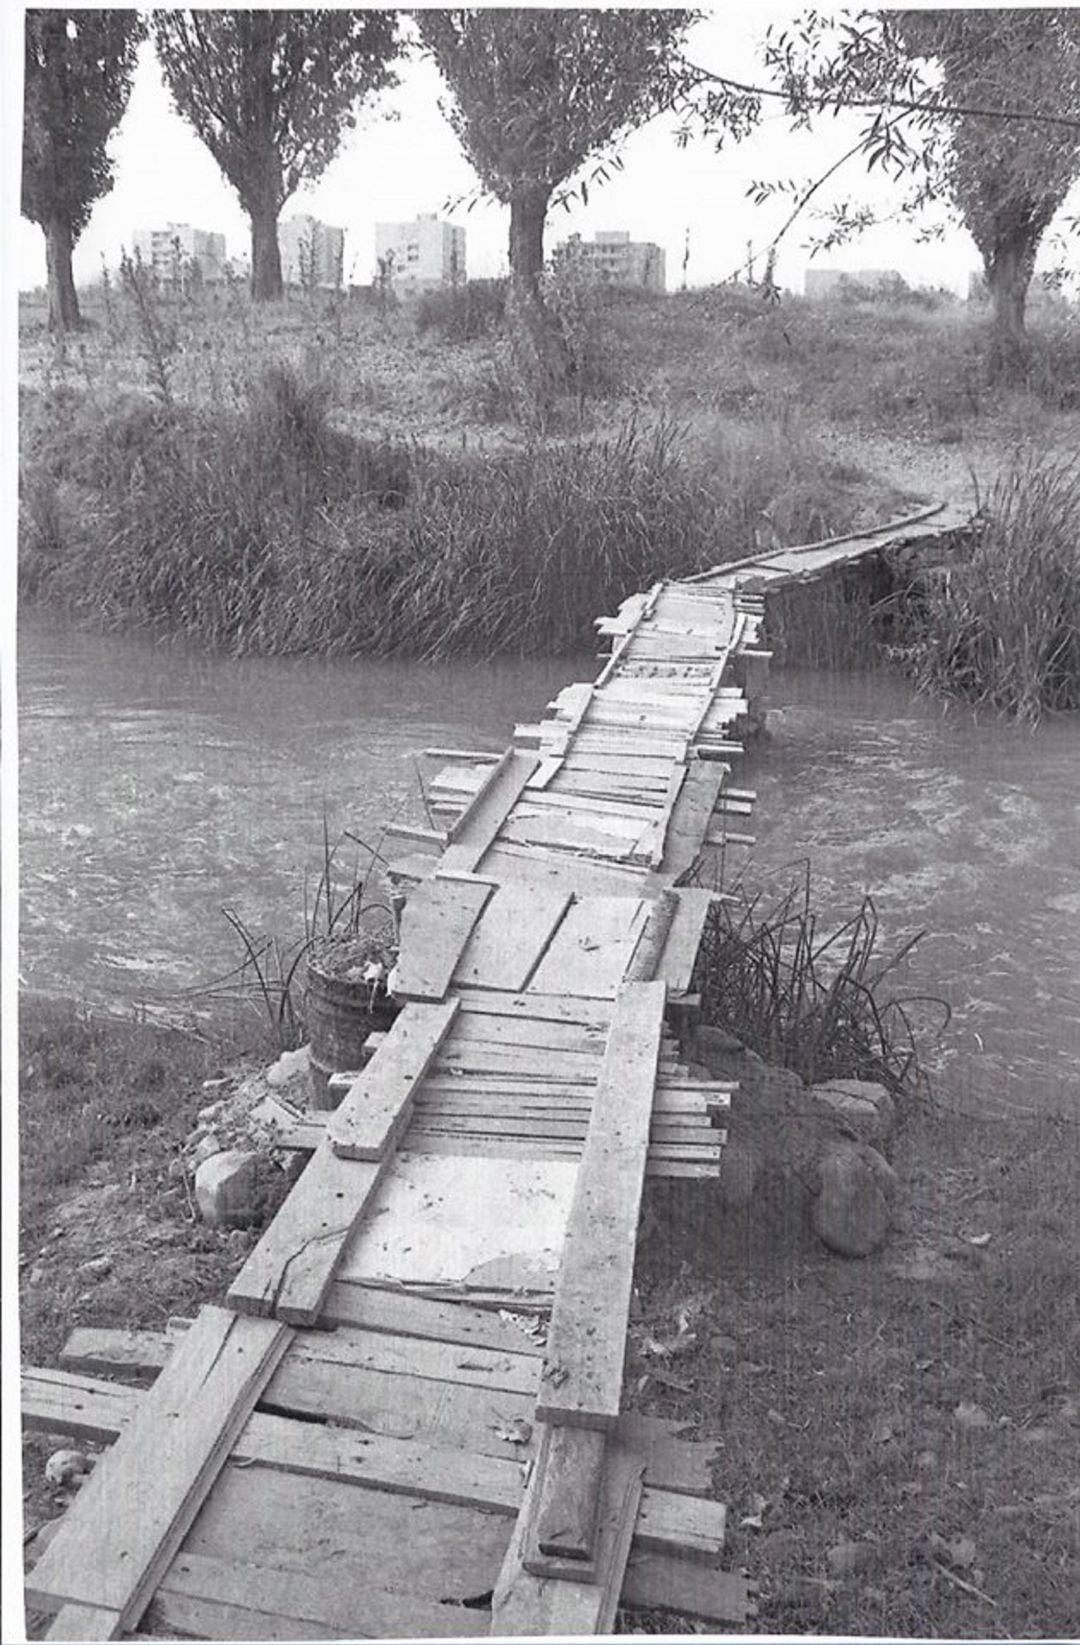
[536,980,666,1429]
[440,748,539,874]
[27,1308,291,1636]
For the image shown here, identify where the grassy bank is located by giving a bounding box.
[18,364,880,658]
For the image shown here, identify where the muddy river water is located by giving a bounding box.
[18,614,1080,1118]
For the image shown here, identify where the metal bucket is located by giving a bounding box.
[304,948,397,1110]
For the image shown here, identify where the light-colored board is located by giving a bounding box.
[622,1553,757,1626]
[518,787,662,819]
[321,1279,546,1356]
[327,998,459,1161]
[444,745,511,840]
[149,1552,465,1641]
[500,809,651,861]
[24,1363,719,1499]
[649,760,728,881]
[537,981,666,1429]
[337,1151,578,1289]
[184,1464,514,1610]
[404,1133,722,1176]
[391,879,492,1002]
[532,1424,606,1562]
[453,988,611,1026]
[27,1308,291,1632]
[45,1605,119,1640]
[657,887,718,994]
[528,896,650,1000]
[453,882,571,992]
[494,1441,644,1633]
[227,1140,391,1323]
[476,842,647,897]
[432,1043,619,1080]
[446,1012,606,1054]
[438,748,539,874]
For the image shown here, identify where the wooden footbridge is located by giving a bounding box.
[23,504,969,1640]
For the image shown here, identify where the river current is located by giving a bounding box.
[18,615,1080,1118]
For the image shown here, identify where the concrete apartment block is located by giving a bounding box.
[279,215,345,289]
[553,231,666,293]
[374,214,467,293]
[131,223,227,287]
[804,268,902,298]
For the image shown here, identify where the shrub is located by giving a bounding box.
[900,449,1080,722]
[414,279,506,343]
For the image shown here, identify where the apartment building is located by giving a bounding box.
[553,231,666,293]
[279,215,345,289]
[374,214,466,294]
[131,223,226,287]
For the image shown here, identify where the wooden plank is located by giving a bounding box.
[227,1141,391,1323]
[327,997,459,1161]
[27,1308,290,1633]
[444,746,512,841]
[321,1280,546,1355]
[533,1424,606,1561]
[453,883,571,991]
[501,809,650,861]
[150,1551,465,1640]
[528,897,650,1000]
[649,759,727,881]
[423,746,501,763]
[494,1441,644,1632]
[24,1363,721,1503]
[622,1553,757,1625]
[46,1605,119,1640]
[453,988,611,1026]
[537,981,665,1428]
[657,887,717,994]
[381,821,447,849]
[477,841,647,897]
[184,1465,514,1610]
[438,747,539,873]
[447,1013,606,1054]
[391,879,492,1001]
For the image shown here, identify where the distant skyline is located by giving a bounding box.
[15,6,1080,300]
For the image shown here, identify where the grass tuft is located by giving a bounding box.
[901,450,1080,722]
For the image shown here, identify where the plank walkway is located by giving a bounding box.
[23,503,970,1638]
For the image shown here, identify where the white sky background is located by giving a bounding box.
[14,4,1080,298]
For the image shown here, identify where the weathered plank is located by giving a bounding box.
[657,887,717,994]
[648,759,728,882]
[27,1308,291,1634]
[149,1551,466,1641]
[494,1441,644,1633]
[24,1362,719,1498]
[528,897,650,1000]
[321,1280,546,1355]
[391,879,492,1001]
[537,981,666,1428]
[453,883,572,991]
[533,1424,606,1562]
[327,998,459,1161]
[453,988,611,1026]
[45,1604,119,1640]
[478,841,647,897]
[438,748,539,873]
[227,1141,391,1323]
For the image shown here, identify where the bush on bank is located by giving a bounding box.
[19,365,868,658]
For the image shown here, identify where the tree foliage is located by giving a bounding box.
[22,9,145,328]
[416,8,691,406]
[152,9,399,299]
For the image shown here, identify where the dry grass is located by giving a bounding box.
[633,1104,1080,1637]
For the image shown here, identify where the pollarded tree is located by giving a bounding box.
[894,10,1080,374]
[416,9,690,398]
[22,10,145,331]
[152,10,400,301]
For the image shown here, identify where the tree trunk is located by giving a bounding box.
[506,182,567,416]
[44,217,80,331]
[985,231,1036,381]
[250,203,284,303]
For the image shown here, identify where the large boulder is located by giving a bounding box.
[810,1141,898,1257]
[194,1149,262,1230]
[809,1079,897,1150]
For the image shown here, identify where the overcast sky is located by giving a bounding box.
[15,4,1080,299]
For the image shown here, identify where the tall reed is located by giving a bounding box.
[903,450,1080,723]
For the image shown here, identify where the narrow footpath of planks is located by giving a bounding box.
[23,506,968,1638]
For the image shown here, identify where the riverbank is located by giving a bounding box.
[19,280,1080,710]
[18,992,1079,1637]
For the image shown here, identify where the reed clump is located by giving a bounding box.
[19,362,867,658]
[902,451,1080,723]
[695,876,945,1103]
